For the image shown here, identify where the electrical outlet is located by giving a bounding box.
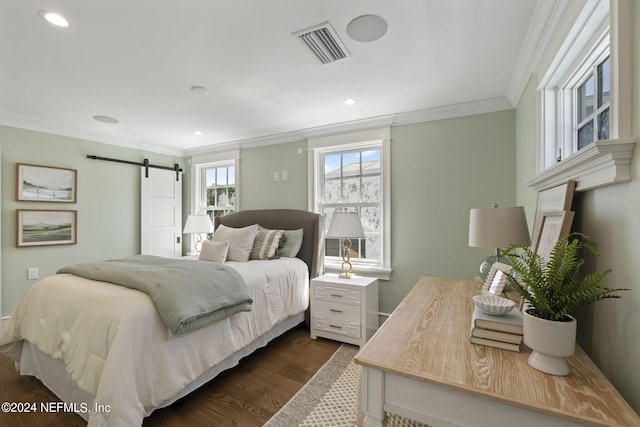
[273,171,280,181]
[28,267,39,280]
[281,170,288,180]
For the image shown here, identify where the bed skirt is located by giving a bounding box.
[20,312,305,422]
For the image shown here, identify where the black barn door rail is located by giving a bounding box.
[87,155,182,181]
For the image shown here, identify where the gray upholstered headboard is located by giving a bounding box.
[214,209,324,278]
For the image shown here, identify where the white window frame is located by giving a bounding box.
[189,150,240,251]
[199,162,236,216]
[531,0,635,192]
[309,128,391,280]
[568,42,610,152]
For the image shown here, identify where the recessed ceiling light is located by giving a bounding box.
[190,86,208,95]
[40,11,70,28]
[347,14,387,42]
[193,131,203,136]
[93,115,119,124]
[344,98,356,106]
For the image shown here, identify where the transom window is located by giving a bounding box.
[530,0,634,192]
[575,55,610,150]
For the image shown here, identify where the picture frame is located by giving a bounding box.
[532,210,575,261]
[481,262,513,296]
[16,210,77,247]
[530,180,575,249]
[16,163,77,203]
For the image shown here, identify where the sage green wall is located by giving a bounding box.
[386,111,517,311]
[514,6,640,411]
[239,140,308,210]
[240,111,518,313]
[514,75,539,234]
[0,125,188,316]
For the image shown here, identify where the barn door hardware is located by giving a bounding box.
[86,155,182,181]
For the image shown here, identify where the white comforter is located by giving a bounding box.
[0,257,309,427]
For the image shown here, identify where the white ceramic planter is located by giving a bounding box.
[523,309,577,376]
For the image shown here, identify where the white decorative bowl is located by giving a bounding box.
[473,294,516,316]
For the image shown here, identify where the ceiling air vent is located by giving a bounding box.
[293,22,351,65]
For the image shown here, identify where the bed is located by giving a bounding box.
[0,209,324,427]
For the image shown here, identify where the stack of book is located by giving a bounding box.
[469,305,523,352]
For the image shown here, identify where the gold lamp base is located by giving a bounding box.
[339,238,354,278]
[194,234,204,253]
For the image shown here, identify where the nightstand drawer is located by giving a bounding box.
[313,315,361,339]
[314,300,360,320]
[314,284,361,305]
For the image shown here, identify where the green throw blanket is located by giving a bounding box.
[58,255,253,334]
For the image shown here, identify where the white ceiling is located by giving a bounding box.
[0,0,544,155]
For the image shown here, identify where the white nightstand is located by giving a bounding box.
[310,273,379,348]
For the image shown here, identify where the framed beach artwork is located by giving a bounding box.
[530,181,575,250]
[16,210,77,247]
[16,163,77,203]
[532,210,574,261]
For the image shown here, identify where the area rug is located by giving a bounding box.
[264,344,429,427]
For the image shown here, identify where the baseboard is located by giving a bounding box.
[377,312,390,327]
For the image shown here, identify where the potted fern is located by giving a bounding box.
[503,233,627,376]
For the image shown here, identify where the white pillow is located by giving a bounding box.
[199,240,229,263]
[212,224,258,262]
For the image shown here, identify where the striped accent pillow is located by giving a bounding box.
[250,229,284,260]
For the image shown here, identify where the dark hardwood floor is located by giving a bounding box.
[0,325,340,427]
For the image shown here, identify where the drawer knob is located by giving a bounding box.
[330,293,344,297]
[329,324,343,329]
[330,308,343,313]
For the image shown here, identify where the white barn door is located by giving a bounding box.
[140,167,182,257]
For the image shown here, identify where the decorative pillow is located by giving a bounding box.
[199,240,229,263]
[211,224,258,262]
[250,228,284,260]
[277,228,304,258]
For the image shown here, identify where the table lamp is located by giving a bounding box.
[326,211,365,278]
[183,214,214,253]
[468,204,530,280]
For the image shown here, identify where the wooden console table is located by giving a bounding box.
[354,276,640,427]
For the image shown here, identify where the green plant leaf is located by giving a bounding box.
[503,233,628,321]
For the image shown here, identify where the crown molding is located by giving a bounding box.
[0,111,186,157]
[186,98,514,157]
[507,0,584,106]
[2,94,515,160]
[391,97,513,126]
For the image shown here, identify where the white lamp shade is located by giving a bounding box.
[469,206,530,248]
[326,212,365,239]
[183,214,214,234]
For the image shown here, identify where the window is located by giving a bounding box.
[310,128,391,279]
[531,0,634,192]
[201,163,236,220]
[190,152,240,249]
[322,148,381,262]
[574,54,610,151]
[546,29,610,167]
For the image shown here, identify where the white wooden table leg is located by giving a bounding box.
[361,367,387,427]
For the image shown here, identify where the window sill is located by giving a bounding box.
[528,138,636,192]
[324,263,392,280]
